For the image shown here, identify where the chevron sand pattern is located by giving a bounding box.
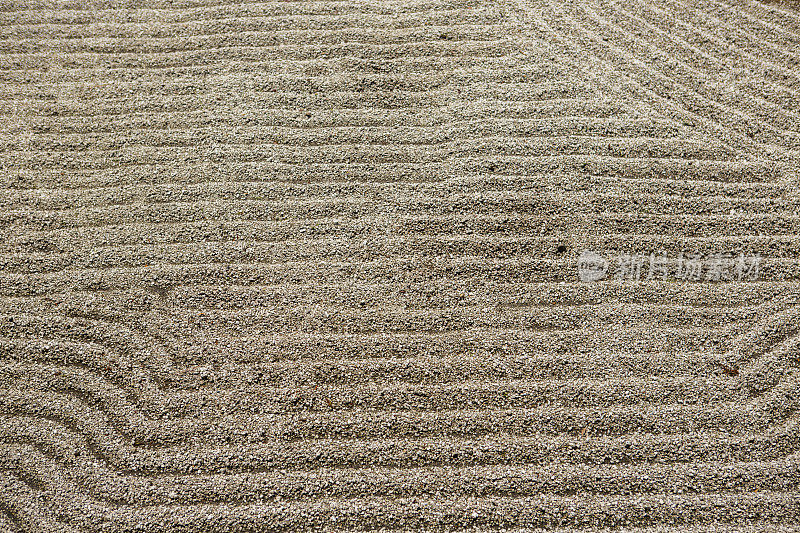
[2,0,800,531]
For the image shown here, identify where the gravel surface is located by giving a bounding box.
[1,0,800,531]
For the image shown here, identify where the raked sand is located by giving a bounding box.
[2,0,800,531]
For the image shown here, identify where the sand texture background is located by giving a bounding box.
[2,0,800,531]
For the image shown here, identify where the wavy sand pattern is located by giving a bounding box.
[2,0,800,531]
